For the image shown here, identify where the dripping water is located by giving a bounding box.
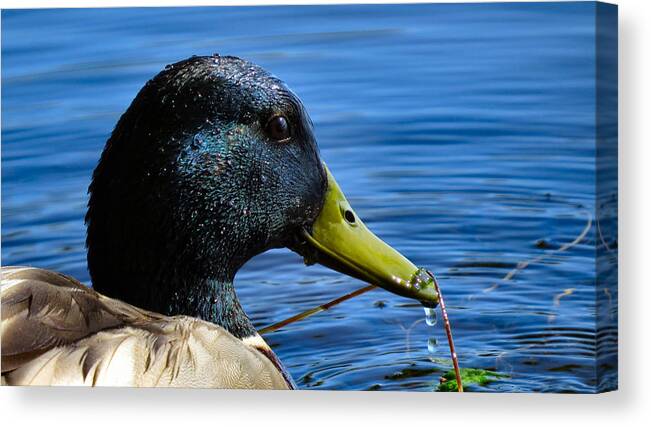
[427,337,438,353]
[423,306,438,326]
[423,305,438,355]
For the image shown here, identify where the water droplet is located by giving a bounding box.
[424,306,438,326]
[427,337,438,353]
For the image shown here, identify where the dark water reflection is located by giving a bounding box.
[1,3,617,392]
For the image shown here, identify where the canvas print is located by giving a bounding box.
[1,2,618,393]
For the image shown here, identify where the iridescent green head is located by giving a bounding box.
[86,55,437,323]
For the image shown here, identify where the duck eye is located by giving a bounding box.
[265,115,291,141]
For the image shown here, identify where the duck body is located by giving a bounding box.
[1,267,292,388]
[1,55,438,388]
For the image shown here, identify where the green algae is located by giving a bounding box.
[437,368,508,392]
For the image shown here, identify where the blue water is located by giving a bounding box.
[1,3,617,392]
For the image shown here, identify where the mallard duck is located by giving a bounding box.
[1,55,438,388]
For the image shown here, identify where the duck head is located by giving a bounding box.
[86,55,438,339]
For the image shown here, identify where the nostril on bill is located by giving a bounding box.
[344,209,356,224]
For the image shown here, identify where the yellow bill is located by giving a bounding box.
[299,164,439,307]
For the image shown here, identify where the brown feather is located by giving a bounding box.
[1,267,291,389]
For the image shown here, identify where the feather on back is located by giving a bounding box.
[1,267,290,389]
